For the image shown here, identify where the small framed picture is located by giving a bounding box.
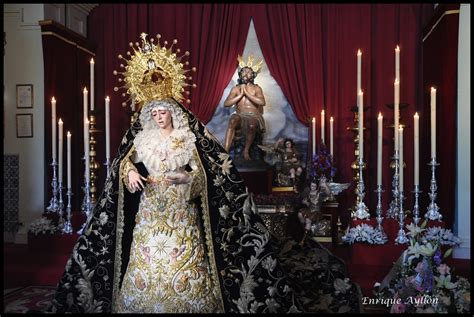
[16,84,34,109]
[16,113,33,138]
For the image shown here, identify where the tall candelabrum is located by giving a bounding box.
[387,150,400,219]
[346,106,368,217]
[425,157,442,221]
[62,188,73,234]
[88,112,101,205]
[46,160,59,213]
[374,185,388,242]
[386,102,408,169]
[78,180,93,234]
[395,190,409,244]
[354,157,370,220]
[412,185,422,226]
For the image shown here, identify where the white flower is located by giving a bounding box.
[219,158,233,175]
[406,223,425,238]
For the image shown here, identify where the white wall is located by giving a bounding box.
[4,4,45,243]
[454,3,470,259]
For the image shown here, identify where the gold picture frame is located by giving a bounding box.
[16,84,34,109]
[16,113,33,138]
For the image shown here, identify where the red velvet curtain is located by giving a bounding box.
[88,4,441,225]
[421,4,460,228]
[253,4,434,221]
[88,4,251,159]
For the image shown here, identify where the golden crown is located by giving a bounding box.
[237,54,264,74]
[113,33,196,108]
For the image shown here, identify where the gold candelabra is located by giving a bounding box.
[88,113,101,204]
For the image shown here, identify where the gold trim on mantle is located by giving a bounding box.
[422,9,460,42]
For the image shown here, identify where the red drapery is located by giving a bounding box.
[252,3,434,221]
[87,4,446,225]
[88,4,251,159]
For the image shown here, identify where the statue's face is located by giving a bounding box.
[285,141,292,148]
[239,67,255,83]
[310,182,317,191]
[152,108,172,129]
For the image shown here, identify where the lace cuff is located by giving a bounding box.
[120,147,138,193]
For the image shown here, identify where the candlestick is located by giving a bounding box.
[414,113,419,185]
[398,126,403,192]
[67,131,71,189]
[312,117,316,156]
[90,58,95,111]
[330,116,334,157]
[354,155,370,220]
[321,110,325,144]
[357,49,362,93]
[105,96,110,160]
[62,187,73,234]
[394,79,399,152]
[425,158,442,221]
[412,185,422,226]
[430,87,436,158]
[377,113,383,186]
[58,119,63,184]
[394,191,409,244]
[51,97,57,161]
[386,149,400,219]
[375,185,388,243]
[395,45,400,83]
[358,91,364,160]
[85,118,90,183]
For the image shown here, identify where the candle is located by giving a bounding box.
[377,113,383,186]
[395,45,400,83]
[90,58,95,111]
[430,87,436,158]
[312,117,316,156]
[414,113,419,186]
[394,79,400,152]
[85,118,90,183]
[321,110,325,144]
[58,119,63,184]
[330,116,334,157]
[399,126,404,192]
[357,49,362,94]
[83,87,88,121]
[105,96,110,160]
[358,90,364,160]
[67,131,71,189]
[51,97,57,161]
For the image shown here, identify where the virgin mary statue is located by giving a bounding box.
[47,33,362,313]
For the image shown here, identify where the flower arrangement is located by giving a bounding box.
[374,220,470,313]
[311,143,336,181]
[341,223,388,245]
[28,216,59,235]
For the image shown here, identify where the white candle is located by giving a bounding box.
[395,45,400,83]
[58,119,63,184]
[357,49,362,94]
[105,96,110,160]
[83,87,88,121]
[51,97,57,161]
[394,79,400,152]
[358,90,364,160]
[85,118,90,183]
[90,58,95,111]
[312,117,316,156]
[321,110,325,144]
[430,87,436,158]
[398,126,404,192]
[67,131,72,189]
[414,113,419,186]
[377,113,383,186]
[330,116,334,157]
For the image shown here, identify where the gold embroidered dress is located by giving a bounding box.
[115,127,220,313]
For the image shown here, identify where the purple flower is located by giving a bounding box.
[433,249,442,266]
